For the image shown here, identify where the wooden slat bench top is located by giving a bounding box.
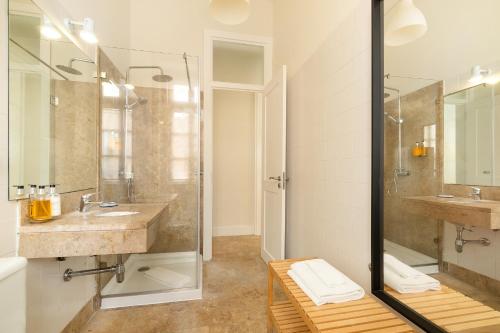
[267,258,416,333]
[386,287,500,332]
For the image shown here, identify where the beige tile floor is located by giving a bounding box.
[81,236,268,333]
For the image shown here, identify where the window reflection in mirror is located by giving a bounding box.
[8,0,97,200]
[383,0,500,332]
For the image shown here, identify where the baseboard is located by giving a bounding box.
[213,225,255,236]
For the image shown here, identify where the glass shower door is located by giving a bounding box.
[97,46,201,307]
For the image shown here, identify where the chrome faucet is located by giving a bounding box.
[79,193,102,212]
[470,187,481,200]
[455,226,490,253]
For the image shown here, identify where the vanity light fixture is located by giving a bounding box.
[385,0,427,46]
[468,65,494,84]
[64,17,98,44]
[209,0,250,25]
[124,83,135,91]
[40,16,61,40]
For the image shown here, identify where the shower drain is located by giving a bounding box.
[138,266,150,272]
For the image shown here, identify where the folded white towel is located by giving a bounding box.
[287,265,365,306]
[384,267,441,294]
[303,259,345,287]
[384,253,423,279]
[144,267,191,289]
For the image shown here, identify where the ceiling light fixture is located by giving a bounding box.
[40,16,61,40]
[385,0,427,47]
[469,65,496,85]
[209,0,250,25]
[64,17,98,44]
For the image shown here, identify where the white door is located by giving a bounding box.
[261,65,287,263]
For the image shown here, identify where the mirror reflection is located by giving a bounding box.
[8,0,97,200]
[383,1,500,332]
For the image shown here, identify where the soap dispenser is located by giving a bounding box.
[48,184,61,218]
[27,184,37,218]
[31,185,52,222]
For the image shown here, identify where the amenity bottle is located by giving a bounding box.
[49,184,61,218]
[31,185,52,222]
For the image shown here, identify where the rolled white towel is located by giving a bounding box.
[287,264,365,306]
[303,259,345,287]
[384,267,441,294]
[384,253,423,279]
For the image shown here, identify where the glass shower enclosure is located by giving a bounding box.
[96,46,201,308]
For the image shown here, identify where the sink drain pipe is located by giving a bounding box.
[64,254,125,282]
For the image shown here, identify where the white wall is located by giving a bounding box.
[213,90,256,236]
[27,257,96,333]
[273,0,372,289]
[385,0,500,96]
[129,0,273,57]
[61,0,131,49]
[0,0,18,258]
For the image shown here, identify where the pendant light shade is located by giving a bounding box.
[385,0,427,46]
[209,0,250,25]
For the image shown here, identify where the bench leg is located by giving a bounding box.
[267,265,274,333]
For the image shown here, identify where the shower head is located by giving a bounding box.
[56,58,94,75]
[56,64,82,75]
[152,74,173,82]
[126,66,173,84]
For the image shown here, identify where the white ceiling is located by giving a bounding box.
[384,0,500,99]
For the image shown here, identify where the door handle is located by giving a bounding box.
[269,176,281,181]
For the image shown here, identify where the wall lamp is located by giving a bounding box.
[40,16,61,40]
[64,17,98,44]
[468,65,499,85]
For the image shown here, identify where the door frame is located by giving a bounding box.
[203,30,272,261]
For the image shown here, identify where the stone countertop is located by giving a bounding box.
[20,203,169,233]
[19,202,173,258]
[404,196,500,213]
[403,196,500,229]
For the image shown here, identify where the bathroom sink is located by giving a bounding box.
[95,211,140,217]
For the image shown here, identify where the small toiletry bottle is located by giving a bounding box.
[412,142,422,157]
[48,184,61,218]
[420,141,427,156]
[31,185,52,222]
[27,184,37,218]
[12,185,25,200]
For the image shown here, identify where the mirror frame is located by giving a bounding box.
[370,1,446,332]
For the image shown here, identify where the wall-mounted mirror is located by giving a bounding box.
[373,0,500,332]
[444,84,500,186]
[8,0,97,200]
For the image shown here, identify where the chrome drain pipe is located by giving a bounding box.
[64,254,125,282]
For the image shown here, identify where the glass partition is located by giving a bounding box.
[97,46,201,298]
[373,1,500,332]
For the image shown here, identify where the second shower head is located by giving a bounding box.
[126,66,173,84]
[56,58,94,75]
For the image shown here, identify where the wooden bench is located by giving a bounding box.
[386,285,500,332]
[268,259,416,333]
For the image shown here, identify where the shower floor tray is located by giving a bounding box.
[101,251,202,309]
[384,239,439,274]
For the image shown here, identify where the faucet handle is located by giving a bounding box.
[471,187,481,194]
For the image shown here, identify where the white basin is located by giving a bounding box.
[95,211,140,217]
